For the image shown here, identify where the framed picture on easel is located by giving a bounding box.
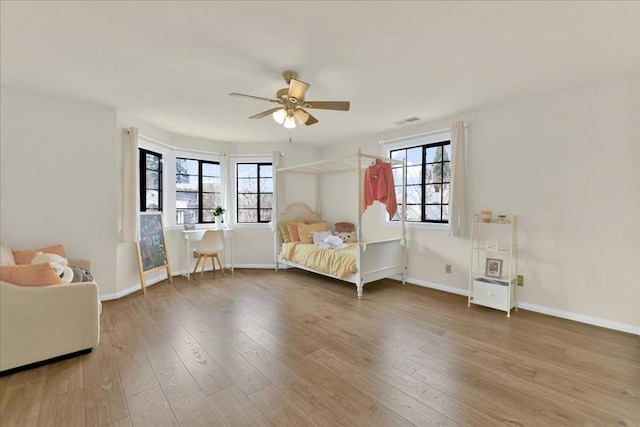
[135,212,172,294]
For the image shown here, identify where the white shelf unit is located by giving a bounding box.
[468,215,518,317]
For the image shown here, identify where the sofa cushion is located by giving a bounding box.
[0,243,16,266]
[0,263,65,286]
[13,244,66,265]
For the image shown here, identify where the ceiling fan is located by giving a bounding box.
[229,70,350,129]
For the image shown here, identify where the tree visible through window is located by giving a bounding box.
[390,140,451,223]
[176,158,221,225]
[139,148,162,212]
[236,163,273,223]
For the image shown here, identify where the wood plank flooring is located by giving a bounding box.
[1,269,638,426]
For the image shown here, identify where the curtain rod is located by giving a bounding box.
[379,122,467,145]
[230,152,284,158]
[131,130,222,156]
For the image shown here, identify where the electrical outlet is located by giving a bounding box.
[193,250,198,259]
[517,275,524,286]
[445,264,451,274]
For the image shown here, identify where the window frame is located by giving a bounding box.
[383,130,452,230]
[175,157,222,225]
[234,160,273,226]
[139,148,163,212]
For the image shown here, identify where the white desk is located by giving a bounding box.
[182,227,233,279]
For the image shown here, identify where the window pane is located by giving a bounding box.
[425,185,441,203]
[202,210,215,222]
[442,161,451,182]
[237,209,257,223]
[238,193,257,209]
[406,165,422,185]
[176,191,198,208]
[202,177,221,192]
[145,190,160,210]
[185,159,200,175]
[259,178,273,192]
[426,164,442,184]
[146,154,160,170]
[202,163,220,177]
[237,178,257,192]
[202,193,217,209]
[406,147,422,166]
[442,205,450,221]
[406,205,421,221]
[391,150,405,162]
[260,194,273,208]
[259,165,272,177]
[426,146,442,163]
[442,144,451,161]
[237,164,257,178]
[405,184,422,204]
[392,167,403,186]
[441,184,450,204]
[175,159,189,181]
[146,170,160,189]
[259,208,272,222]
[176,209,198,225]
[426,205,442,221]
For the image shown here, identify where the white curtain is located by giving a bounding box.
[449,121,467,237]
[220,153,232,227]
[121,127,139,242]
[271,151,285,231]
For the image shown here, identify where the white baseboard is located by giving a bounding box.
[101,268,639,335]
[516,301,640,335]
[397,275,639,335]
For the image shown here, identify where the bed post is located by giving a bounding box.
[357,149,363,245]
[401,156,407,284]
[273,153,279,271]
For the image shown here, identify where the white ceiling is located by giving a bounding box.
[1,1,638,146]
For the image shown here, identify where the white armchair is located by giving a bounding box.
[0,244,101,375]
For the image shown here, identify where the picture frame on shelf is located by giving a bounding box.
[485,239,499,251]
[485,258,503,278]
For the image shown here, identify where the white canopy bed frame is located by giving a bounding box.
[274,150,407,298]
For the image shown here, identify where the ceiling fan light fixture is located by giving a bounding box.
[283,115,296,129]
[272,108,287,124]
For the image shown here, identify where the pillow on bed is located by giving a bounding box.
[311,231,332,245]
[287,222,304,242]
[278,222,292,243]
[298,221,329,244]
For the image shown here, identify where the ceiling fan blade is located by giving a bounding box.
[303,101,350,111]
[249,108,282,119]
[295,108,318,126]
[229,93,279,103]
[303,113,318,126]
[288,79,310,101]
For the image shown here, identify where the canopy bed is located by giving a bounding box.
[274,150,407,298]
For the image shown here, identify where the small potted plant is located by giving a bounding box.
[212,205,225,227]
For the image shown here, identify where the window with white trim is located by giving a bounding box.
[139,148,162,212]
[386,132,451,224]
[176,158,222,225]
[236,162,273,223]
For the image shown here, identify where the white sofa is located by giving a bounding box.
[0,244,101,375]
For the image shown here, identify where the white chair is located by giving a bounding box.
[193,230,226,279]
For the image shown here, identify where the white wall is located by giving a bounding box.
[321,72,639,330]
[0,87,119,294]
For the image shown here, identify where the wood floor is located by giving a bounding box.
[1,269,638,426]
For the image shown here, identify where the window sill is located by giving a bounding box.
[384,221,449,231]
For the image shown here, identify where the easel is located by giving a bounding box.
[135,213,172,294]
